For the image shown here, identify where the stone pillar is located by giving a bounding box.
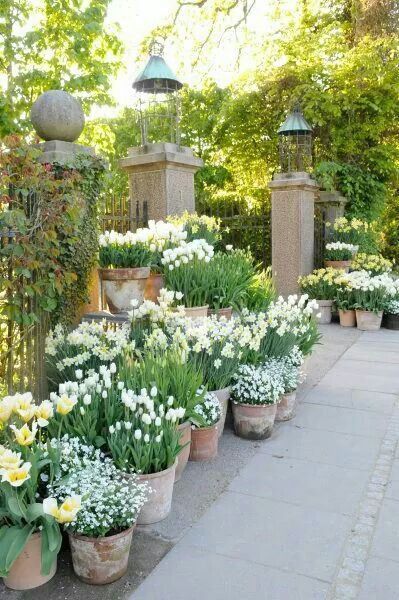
[269,172,319,297]
[119,143,203,221]
[316,190,347,225]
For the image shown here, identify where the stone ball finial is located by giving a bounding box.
[30,90,85,142]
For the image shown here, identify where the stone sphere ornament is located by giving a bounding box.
[30,90,85,142]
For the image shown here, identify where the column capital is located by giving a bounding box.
[119,143,203,172]
[268,172,319,192]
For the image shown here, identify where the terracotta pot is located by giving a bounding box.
[210,387,231,438]
[276,391,297,422]
[383,313,399,330]
[208,307,233,319]
[4,532,56,590]
[314,299,333,324]
[232,402,277,440]
[324,260,351,272]
[144,273,165,303]
[135,461,177,524]
[356,310,383,331]
[175,421,191,482]
[68,526,134,585]
[189,423,219,461]
[99,267,150,313]
[182,305,209,319]
[339,309,356,327]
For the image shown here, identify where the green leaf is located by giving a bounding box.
[0,525,34,576]
[6,496,27,521]
[26,503,44,522]
[41,520,61,576]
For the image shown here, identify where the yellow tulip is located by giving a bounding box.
[43,495,81,524]
[1,462,31,487]
[9,422,38,446]
[56,395,77,416]
[0,399,14,424]
[0,449,22,471]
[35,400,54,427]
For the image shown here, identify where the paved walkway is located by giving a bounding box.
[132,326,399,600]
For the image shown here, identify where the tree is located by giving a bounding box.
[0,0,123,136]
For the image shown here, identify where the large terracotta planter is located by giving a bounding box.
[356,310,383,331]
[324,260,351,272]
[339,309,356,327]
[4,532,56,590]
[232,402,277,440]
[182,305,209,319]
[175,421,191,482]
[136,461,177,524]
[68,526,134,585]
[383,313,399,330]
[314,299,333,324]
[144,273,165,303]
[99,267,150,313]
[276,391,297,422]
[210,387,231,438]
[189,423,219,461]
[208,307,233,319]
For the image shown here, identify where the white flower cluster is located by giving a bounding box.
[161,239,214,271]
[46,321,132,370]
[99,222,186,251]
[264,356,301,394]
[385,299,399,315]
[232,363,285,405]
[191,391,221,428]
[128,289,184,321]
[338,271,398,294]
[266,295,318,338]
[47,437,148,537]
[325,242,358,254]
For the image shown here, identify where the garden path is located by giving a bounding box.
[131,325,399,600]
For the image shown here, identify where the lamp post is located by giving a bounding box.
[119,41,203,223]
[268,103,318,296]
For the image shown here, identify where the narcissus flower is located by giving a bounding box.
[1,462,31,487]
[56,394,77,416]
[9,422,38,446]
[43,495,81,523]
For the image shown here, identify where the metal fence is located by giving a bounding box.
[314,202,327,268]
[100,193,148,233]
[0,230,49,400]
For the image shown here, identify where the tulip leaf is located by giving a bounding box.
[41,521,61,575]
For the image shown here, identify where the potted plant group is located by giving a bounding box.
[351,253,393,276]
[298,268,343,324]
[348,271,395,331]
[0,392,80,590]
[48,438,148,585]
[324,242,358,271]
[231,363,285,440]
[162,238,214,318]
[334,273,357,327]
[273,350,302,421]
[189,392,221,461]
[383,298,399,330]
[98,230,153,313]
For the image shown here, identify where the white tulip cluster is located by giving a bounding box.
[325,242,358,254]
[338,270,398,294]
[161,238,214,271]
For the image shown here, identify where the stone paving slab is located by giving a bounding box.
[174,491,351,582]
[304,385,397,414]
[228,453,370,516]
[369,498,399,562]
[358,556,399,600]
[132,545,330,600]
[321,359,399,394]
[343,341,399,364]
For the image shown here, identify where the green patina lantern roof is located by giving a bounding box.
[133,43,183,93]
[278,104,312,135]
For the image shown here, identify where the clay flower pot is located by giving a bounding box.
[99,267,150,313]
[232,402,277,440]
[208,307,233,319]
[182,305,209,319]
[210,387,231,438]
[276,391,297,422]
[136,461,177,524]
[324,259,351,272]
[383,313,399,330]
[314,299,333,324]
[175,421,191,482]
[68,526,134,585]
[189,423,219,461]
[339,309,356,327]
[144,273,165,303]
[4,532,56,590]
[356,310,383,331]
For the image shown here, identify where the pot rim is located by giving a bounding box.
[232,401,277,408]
[68,524,135,543]
[178,420,191,430]
[355,309,383,316]
[324,259,352,265]
[99,267,150,280]
[136,459,177,480]
[314,299,333,306]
